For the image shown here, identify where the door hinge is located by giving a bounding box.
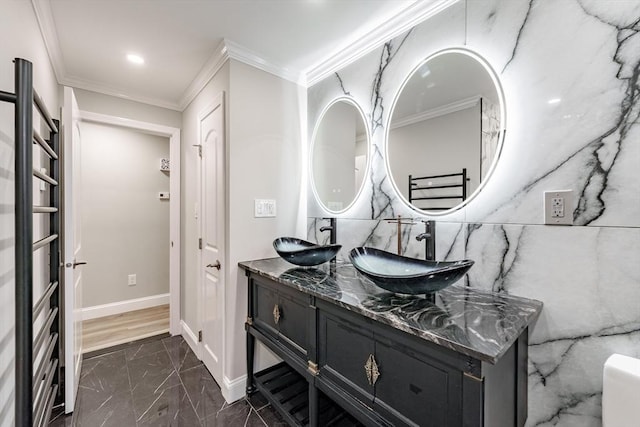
[198,330,203,342]
[198,238,202,250]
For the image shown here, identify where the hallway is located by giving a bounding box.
[49,335,286,426]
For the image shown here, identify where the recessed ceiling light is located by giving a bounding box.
[127,54,144,65]
[548,98,561,104]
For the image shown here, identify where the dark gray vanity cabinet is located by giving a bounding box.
[317,300,466,427]
[242,260,541,427]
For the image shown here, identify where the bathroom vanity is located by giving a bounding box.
[240,258,542,427]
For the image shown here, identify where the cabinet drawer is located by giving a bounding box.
[374,338,463,427]
[278,288,309,357]
[251,277,309,358]
[318,309,375,406]
[253,280,279,338]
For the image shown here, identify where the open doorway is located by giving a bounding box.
[76,112,180,353]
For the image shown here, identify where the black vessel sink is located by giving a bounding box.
[273,237,341,267]
[349,247,474,294]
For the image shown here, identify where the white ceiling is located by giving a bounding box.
[33,0,455,111]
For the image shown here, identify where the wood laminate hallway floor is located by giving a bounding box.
[49,334,287,426]
[82,305,170,353]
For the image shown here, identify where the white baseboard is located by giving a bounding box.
[180,320,202,359]
[221,374,247,403]
[82,293,170,320]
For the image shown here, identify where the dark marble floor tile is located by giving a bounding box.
[73,388,136,427]
[247,391,269,411]
[127,350,181,398]
[79,350,130,395]
[246,409,268,427]
[134,383,202,426]
[124,339,167,361]
[202,400,252,426]
[48,412,73,427]
[258,404,288,427]
[162,336,200,372]
[179,364,225,421]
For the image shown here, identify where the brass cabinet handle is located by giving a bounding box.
[273,304,281,325]
[364,354,380,386]
[206,260,221,270]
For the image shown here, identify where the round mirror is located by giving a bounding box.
[387,49,505,214]
[311,98,369,213]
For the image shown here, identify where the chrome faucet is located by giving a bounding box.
[416,220,436,261]
[319,217,337,245]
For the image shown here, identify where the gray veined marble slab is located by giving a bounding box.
[239,257,542,364]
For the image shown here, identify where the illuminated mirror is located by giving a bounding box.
[387,49,505,213]
[311,98,369,213]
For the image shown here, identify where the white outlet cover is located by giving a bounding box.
[544,190,573,225]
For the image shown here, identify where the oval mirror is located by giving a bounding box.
[311,98,369,213]
[387,49,505,214]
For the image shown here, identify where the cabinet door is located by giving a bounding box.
[253,279,279,339]
[277,288,309,358]
[318,309,375,405]
[373,336,464,427]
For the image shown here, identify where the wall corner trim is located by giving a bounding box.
[221,374,248,404]
[81,293,170,320]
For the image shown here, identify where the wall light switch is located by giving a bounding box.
[254,199,276,218]
[158,192,170,200]
[544,190,573,225]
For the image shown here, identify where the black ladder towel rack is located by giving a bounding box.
[1,58,62,426]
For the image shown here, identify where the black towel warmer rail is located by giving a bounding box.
[408,168,469,211]
[1,58,62,426]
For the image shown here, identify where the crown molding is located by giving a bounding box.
[224,39,304,85]
[31,0,66,82]
[32,0,458,112]
[177,39,230,110]
[305,0,460,87]
[61,74,182,111]
[390,95,480,129]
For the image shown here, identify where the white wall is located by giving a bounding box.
[226,59,306,381]
[0,2,60,426]
[74,88,182,129]
[180,61,230,333]
[389,105,480,209]
[79,122,170,307]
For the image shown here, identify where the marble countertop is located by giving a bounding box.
[239,257,543,364]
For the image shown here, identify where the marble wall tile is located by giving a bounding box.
[307,1,639,424]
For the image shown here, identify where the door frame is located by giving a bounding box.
[196,92,226,375]
[78,110,182,335]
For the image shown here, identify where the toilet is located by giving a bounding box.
[602,354,640,427]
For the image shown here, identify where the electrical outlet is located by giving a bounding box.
[544,190,573,225]
[254,199,276,218]
[158,192,170,200]
[128,274,137,286]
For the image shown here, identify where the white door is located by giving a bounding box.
[199,94,225,384]
[62,86,83,413]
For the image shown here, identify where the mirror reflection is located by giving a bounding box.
[387,50,504,213]
[312,98,368,212]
